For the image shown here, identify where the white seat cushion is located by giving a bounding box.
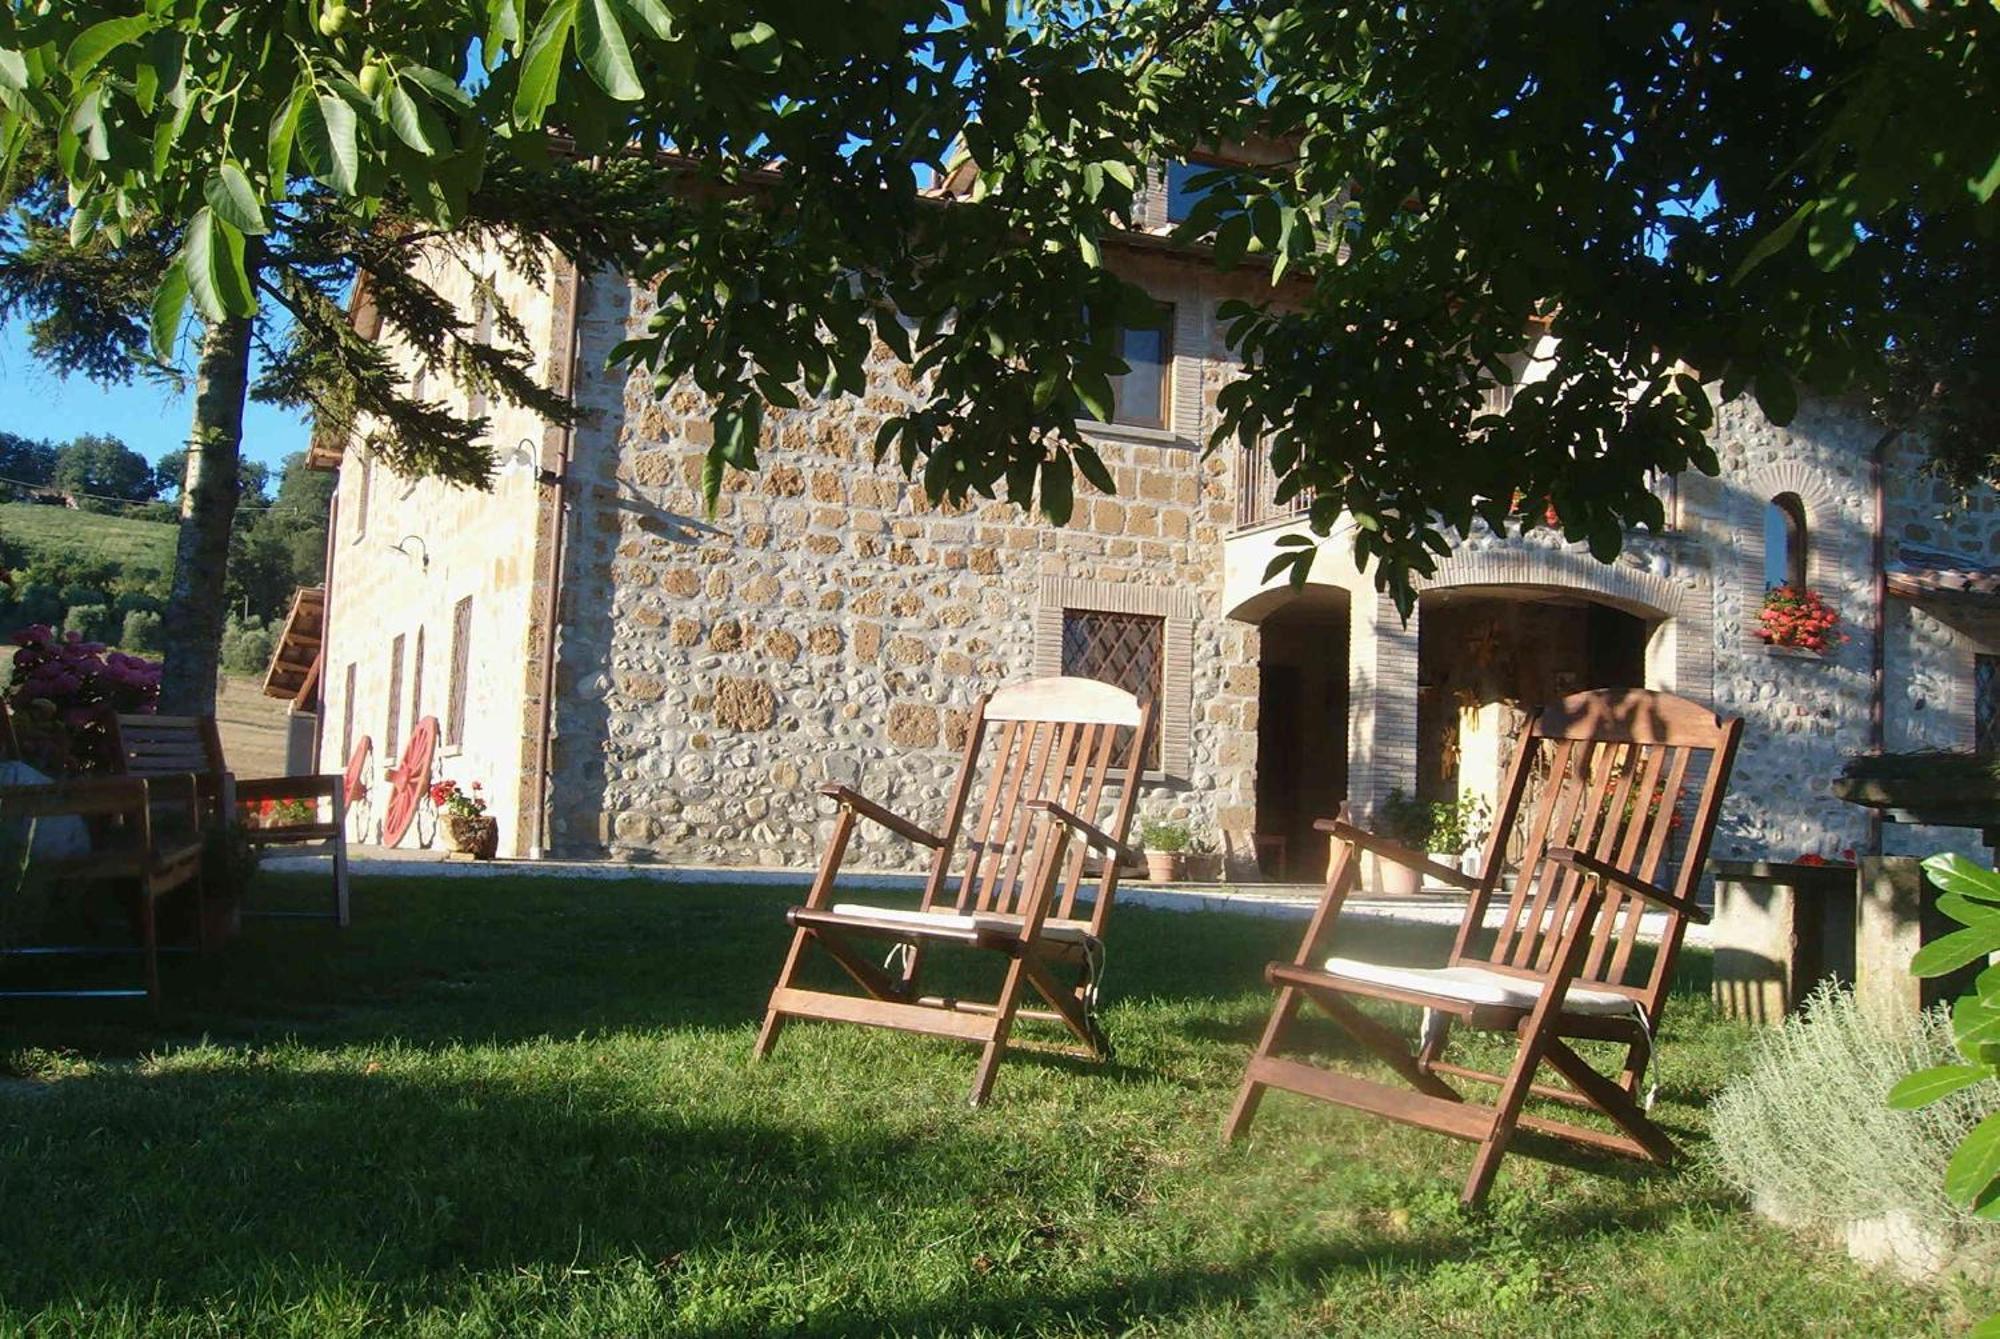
[1321,956,1636,1016]
[830,903,1092,944]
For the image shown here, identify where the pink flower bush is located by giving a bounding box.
[1758,585,1846,655]
[7,624,162,773]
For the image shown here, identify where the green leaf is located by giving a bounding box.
[615,0,676,42]
[700,445,724,519]
[299,94,360,195]
[872,308,911,362]
[1955,993,2000,1056]
[65,16,151,76]
[1752,367,1797,426]
[1072,442,1115,495]
[1039,453,1073,525]
[402,65,475,109]
[1074,370,1114,423]
[1212,212,1252,270]
[1887,1063,1990,1110]
[1944,1110,2000,1208]
[730,22,780,72]
[266,84,306,194]
[577,0,643,101]
[514,0,579,128]
[0,48,28,93]
[1731,202,1811,284]
[715,400,761,469]
[183,207,256,320]
[388,84,446,156]
[149,259,188,362]
[1924,852,2000,903]
[203,163,266,236]
[1910,924,2000,979]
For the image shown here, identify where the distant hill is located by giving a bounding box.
[0,502,178,583]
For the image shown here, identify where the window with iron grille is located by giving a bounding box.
[386,634,405,760]
[447,596,473,748]
[1979,654,2000,754]
[1061,609,1163,768]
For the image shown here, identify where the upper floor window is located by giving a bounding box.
[1099,305,1174,431]
[1166,160,1224,224]
[1764,493,1808,591]
[466,284,495,423]
[351,453,372,544]
[1978,654,2000,754]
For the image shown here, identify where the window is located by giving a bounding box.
[386,633,405,761]
[467,286,494,423]
[341,661,357,764]
[1765,493,1808,592]
[1061,609,1164,768]
[1979,655,2000,755]
[1165,160,1221,224]
[411,627,426,729]
[446,596,473,748]
[1093,305,1173,431]
[352,454,371,543]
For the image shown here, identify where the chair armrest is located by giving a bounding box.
[1544,847,1711,925]
[1024,799,1139,864]
[818,784,944,849]
[1313,818,1478,892]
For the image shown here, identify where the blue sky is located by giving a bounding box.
[0,322,311,469]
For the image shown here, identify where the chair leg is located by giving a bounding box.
[1224,986,1302,1143]
[969,956,1031,1107]
[754,927,813,1060]
[139,882,161,1017]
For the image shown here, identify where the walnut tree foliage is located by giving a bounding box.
[0,0,1993,610]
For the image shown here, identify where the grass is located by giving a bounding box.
[0,873,1990,1337]
[0,501,178,582]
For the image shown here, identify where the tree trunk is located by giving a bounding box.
[157,314,252,716]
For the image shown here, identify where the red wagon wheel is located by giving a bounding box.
[380,716,439,850]
[344,735,374,842]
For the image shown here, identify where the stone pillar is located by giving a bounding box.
[283,710,319,776]
[1857,856,1981,1021]
[1710,860,1858,1024]
[1346,590,1418,825]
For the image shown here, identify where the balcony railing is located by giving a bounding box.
[1234,441,1314,530]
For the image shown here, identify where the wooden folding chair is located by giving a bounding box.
[755,675,1153,1105]
[1225,688,1743,1207]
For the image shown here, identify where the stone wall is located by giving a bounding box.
[546,251,1265,872]
[317,247,560,857]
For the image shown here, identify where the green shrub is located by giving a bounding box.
[62,603,114,644]
[1378,788,1434,849]
[119,609,162,653]
[1709,983,2000,1272]
[218,613,275,676]
[1138,819,1189,854]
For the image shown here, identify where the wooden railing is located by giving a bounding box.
[1233,441,1314,530]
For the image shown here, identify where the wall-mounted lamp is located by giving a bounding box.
[389,534,430,571]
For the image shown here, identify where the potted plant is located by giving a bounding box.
[1428,795,1492,874]
[1757,585,1846,655]
[1183,834,1223,882]
[1374,789,1435,897]
[1140,819,1190,882]
[433,779,498,859]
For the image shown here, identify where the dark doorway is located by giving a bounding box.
[1255,595,1349,880]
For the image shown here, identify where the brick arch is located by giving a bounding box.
[1413,542,1713,703]
[1738,461,1849,603]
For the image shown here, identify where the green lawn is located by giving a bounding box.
[0,874,1986,1337]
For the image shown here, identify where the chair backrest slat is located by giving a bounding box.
[1452,689,1741,1021]
[111,713,226,780]
[931,676,1149,928]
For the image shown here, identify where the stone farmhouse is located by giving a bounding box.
[295,155,2000,876]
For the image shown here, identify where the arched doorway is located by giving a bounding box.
[1250,588,1350,880]
[1416,586,1656,815]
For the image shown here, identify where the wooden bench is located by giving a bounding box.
[0,775,207,1012]
[110,714,349,927]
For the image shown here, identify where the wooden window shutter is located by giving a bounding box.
[411,627,425,728]
[447,596,473,747]
[341,661,356,763]
[386,633,405,760]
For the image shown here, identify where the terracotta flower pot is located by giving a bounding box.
[1145,851,1186,882]
[1183,852,1223,882]
[442,814,499,860]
